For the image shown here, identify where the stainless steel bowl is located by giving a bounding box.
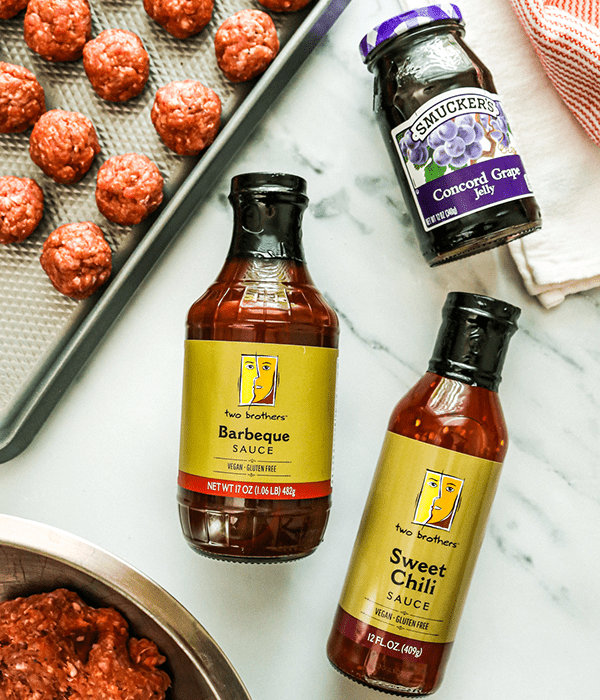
[0,514,252,700]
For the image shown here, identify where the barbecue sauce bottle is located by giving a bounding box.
[360,4,541,265]
[178,172,339,563]
[327,291,519,694]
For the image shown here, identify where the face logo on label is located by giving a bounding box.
[413,470,463,531]
[239,354,278,406]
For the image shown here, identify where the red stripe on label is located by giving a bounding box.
[336,608,446,663]
[178,473,331,499]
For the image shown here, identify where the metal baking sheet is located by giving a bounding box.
[0,0,350,462]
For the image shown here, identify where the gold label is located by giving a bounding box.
[339,432,502,645]
[178,340,338,500]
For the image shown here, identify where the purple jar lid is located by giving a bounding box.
[359,4,464,63]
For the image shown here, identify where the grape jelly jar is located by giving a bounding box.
[360,4,541,266]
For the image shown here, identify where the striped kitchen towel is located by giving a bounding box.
[496,0,600,306]
[508,0,600,146]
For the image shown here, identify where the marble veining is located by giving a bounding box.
[1,0,599,698]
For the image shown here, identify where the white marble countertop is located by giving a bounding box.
[1,0,600,698]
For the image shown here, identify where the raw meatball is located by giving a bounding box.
[83,29,150,103]
[215,10,279,83]
[258,0,312,11]
[151,80,221,156]
[0,0,28,19]
[30,109,100,184]
[96,153,164,225]
[24,0,92,62]
[143,0,214,39]
[0,176,44,244]
[0,61,45,133]
[40,221,112,299]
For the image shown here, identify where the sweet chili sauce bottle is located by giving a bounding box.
[177,172,339,563]
[327,291,520,694]
[360,4,541,265]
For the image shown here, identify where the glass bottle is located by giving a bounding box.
[360,4,541,265]
[177,172,339,563]
[327,291,520,694]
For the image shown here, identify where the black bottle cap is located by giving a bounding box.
[227,172,308,261]
[229,172,308,204]
[428,292,520,391]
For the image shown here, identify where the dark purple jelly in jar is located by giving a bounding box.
[360,3,541,266]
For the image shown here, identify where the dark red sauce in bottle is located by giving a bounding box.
[177,173,339,563]
[327,292,519,694]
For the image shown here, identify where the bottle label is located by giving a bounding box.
[391,87,534,231]
[178,340,338,500]
[337,431,502,652]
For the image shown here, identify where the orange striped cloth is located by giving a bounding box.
[508,0,600,146]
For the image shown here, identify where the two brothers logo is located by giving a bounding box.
[238,354,278,407]
[413,470,464,532]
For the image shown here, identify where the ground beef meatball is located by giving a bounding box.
[151,79,220,156]
[0,176,44,244]
[143,0,214,39]
[258,0,312,11]
[96,153,164,225]
[24,0,92,62]
[83,29,150,103]
[0,589,171,699]
[215,10,279,83]
[29,109,100,184]
[0,62,45,133]
[0,0,28,19]
[40,221,112,299]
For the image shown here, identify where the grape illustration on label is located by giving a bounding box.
[395,96,516,187]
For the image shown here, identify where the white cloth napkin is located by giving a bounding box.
[500,0,600,307]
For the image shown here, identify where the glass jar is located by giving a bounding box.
[327,291,520,694]
[360,4,541,265]
[177,172,339,563]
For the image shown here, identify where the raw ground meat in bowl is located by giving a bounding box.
[0,514,252,700]
[0,588,171,699]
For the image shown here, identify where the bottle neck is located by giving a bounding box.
[427,293,518,392]
[366,20,464,73]
[227,195,306,262]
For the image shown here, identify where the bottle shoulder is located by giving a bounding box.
[372,29,495,123]
[387,372,508,462]
[186,259,339,347]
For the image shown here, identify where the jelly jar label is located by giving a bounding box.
[391,87,534,231]
[337,432,502,647]
[178,340,338,500]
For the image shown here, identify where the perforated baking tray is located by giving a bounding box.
[0,0,350,462]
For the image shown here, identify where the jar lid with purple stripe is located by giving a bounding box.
[359,4,464,63]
